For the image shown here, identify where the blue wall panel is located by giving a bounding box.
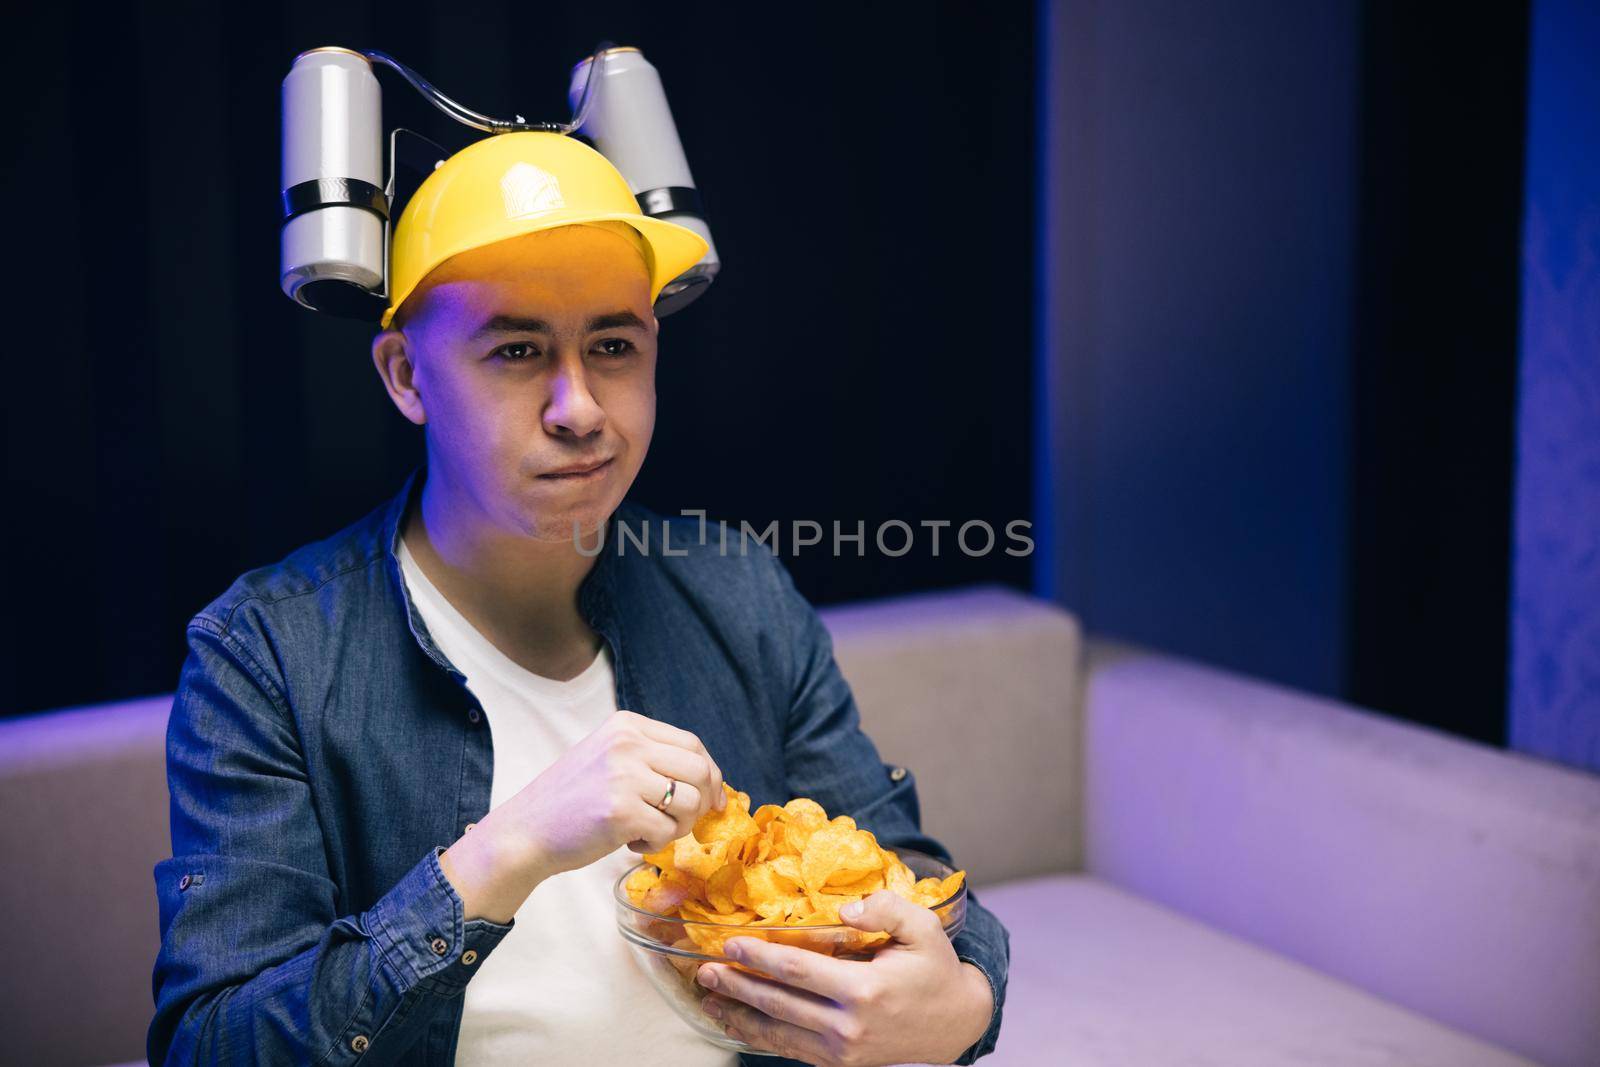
[1038,0,1357,697]
[1509,0,1600,773]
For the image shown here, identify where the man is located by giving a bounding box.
[150,131,1009,1066]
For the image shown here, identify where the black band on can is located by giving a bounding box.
[282,178,390,224]
[635,186,703,218]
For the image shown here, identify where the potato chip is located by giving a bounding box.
[624,865,658,907]
[850,927,889,952]
[884,854,916,896]
[743,857,803,920]
[804,889,858,923]
[800,820,884,892]
[627,780,965,961]
[688,923,766,957]
[778,798,827,851]
[667,937,703,979]
[679,896,753,924]
[933,870,967,902]
[828,868,886,897]
[640,874,697,916]
[692,787,758,845]
[705,862,746,915]
[909,870,966,907]
[782,796,826,824]
[673,836,734,881]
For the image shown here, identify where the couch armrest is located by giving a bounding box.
[0,696,174,1066]
[821,585,1084,886]
[1084,639,1600,1067]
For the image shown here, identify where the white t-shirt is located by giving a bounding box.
[397,536,737,1067]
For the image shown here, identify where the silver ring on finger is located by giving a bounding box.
[654,778,677,812]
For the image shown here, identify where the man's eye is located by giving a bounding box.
[595,338,635,358]
[495,342,539,361]
[496,343,540,364]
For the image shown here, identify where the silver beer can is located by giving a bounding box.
[280,47,387,311]
[569,47,720,314]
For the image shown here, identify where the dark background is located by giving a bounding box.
[1037,0,1529,749]
[0,0,1535,750]
[2,1,1036,717]
[1346,3,1529,743]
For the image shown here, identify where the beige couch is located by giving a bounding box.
[2,586,1597,1066]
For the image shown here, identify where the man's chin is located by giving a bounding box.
[514,499,616,546]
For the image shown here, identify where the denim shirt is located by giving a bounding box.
[149,465,1009,1066]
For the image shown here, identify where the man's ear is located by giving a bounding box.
[371,326,427,426]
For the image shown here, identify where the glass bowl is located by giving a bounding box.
[613,848,966,1055]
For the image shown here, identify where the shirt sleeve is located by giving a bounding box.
[149,617,513,1065]
[762,551,1011,1065]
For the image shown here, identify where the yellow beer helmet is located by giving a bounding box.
[381,131,710,329]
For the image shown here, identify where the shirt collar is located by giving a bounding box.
[377,463,622,682]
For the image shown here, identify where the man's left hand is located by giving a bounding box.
[694,889,994,1066]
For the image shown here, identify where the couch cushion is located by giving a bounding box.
[0,696,172,1067]
[821,585,1084,885]
[1084,642,1600,1067]
[975,874,1535,1066]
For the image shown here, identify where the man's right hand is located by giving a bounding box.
[439,710,726,923]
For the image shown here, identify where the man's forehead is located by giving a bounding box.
[466,308,654,339]
[414,284,656,339]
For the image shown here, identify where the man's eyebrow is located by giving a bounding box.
[470,310,650,338]
[585,310,650,333]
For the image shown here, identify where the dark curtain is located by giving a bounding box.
[1347,0,1531,744]
[2,1,1036,717]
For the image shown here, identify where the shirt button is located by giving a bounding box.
[350,1034,370,1053]
[429,936,449,956]
[461,949,479,966]
[464,822,478,833]
[467,707,482,724]
[178,874,192,891]
[889,765,907,782]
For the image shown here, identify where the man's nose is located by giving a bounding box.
[542,355,606,439]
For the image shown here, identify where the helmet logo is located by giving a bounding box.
[500,162,567,219]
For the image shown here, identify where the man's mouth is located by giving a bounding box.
[537,457,614,481]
